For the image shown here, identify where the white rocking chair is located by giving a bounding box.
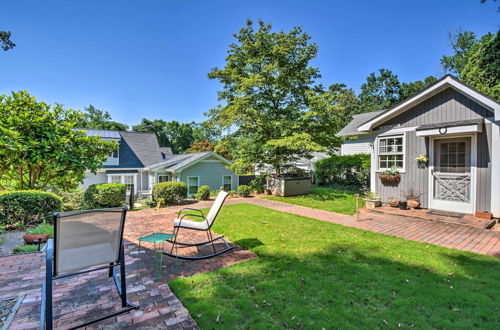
[164,190,232,260]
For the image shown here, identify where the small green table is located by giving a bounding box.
[137,233,177,278]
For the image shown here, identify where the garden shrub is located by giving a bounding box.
[84,183,126,209]
[26,222,54,237]
[238,185,252,197]
[57,189,85,211]
[152,181,187,205]
[314,154,371,188]
[249,174,267,194]
[0,190,62,229]
[195,185,210,200]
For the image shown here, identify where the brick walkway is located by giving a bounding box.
[0,212,256,330]
[1,196,498,329]
[140,197,500,257]
[235,197,500,258]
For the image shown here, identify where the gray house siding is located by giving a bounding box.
[81,172,107,190]
[179,158,238,193]
[373,88,493,212]
[477,124,491,212]
[375,131,429,207]
[381,88,493,128]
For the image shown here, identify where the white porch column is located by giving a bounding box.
[491,121,500,217]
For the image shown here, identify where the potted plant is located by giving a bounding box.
[387,197,399,207]
[379,166,401,184]
[415,154,429,169]
[399,200,408,210]
[364,190,381,209]
[406,189,420,209]
[23,222,53,244]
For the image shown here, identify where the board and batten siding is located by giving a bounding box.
[375,131,429,207]
[179,157,238,192]
[382,88,493,128]
[373,87,494,212]
[341,135,374,155]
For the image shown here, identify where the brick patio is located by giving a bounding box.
[0,211,256,330]
[1,196,499,329]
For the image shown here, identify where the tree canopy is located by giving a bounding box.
[0,31,15,51]
[207,19,346,174]
[0,92,117,190]
[80,105,128,131]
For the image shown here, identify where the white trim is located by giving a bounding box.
[416,124,482,137]
[222,175,232,191]
[491,121,500,217]
[375,133,406,173]
[157,174,170,183]
[358,76,500,131]
[370,145,377,193]
[187,176,200,196]
[146,152,233,171]
[106,173,138,192]
[428,134,476,214]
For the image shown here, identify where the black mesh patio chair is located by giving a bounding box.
[40,207,138,330]
[164,190,232,260]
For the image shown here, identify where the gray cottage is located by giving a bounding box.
[81,130,238,197]
[339,75,500,217]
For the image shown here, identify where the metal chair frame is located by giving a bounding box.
[40,208,138,330]
[163,196,233,260]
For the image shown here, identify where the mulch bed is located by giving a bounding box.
[0,231,24,257]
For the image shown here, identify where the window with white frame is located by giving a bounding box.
[158,175,169,183]
[188,177,199,195]
[378,135,404,170]
[223,175,232,191]
[110,176,122,183]
[123,175,134,190]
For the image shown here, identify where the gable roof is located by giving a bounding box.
[336,110,384,137]
[83,129,166,168]
[146,151,232,172]
[159,147,173,157]
[358,75,500,132]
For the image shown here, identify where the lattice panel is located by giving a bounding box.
[433,174,471,202]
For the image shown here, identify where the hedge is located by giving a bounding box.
[0,190,62,229]
[84,183,127,209]
[314,154,371,188]
[195,185,210,201]
[238,185,252,197]
[152,181,187,205]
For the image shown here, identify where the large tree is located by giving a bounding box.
[132,119,195,153]
[80,105,128,131]
[399,76,438,101]
[132,118,170,147]
[441,29,499,100]
[0,31,15,51]
[460,31,500,100]
[0,91,116,190]
[358,69,401,112]
[207,20,346,174]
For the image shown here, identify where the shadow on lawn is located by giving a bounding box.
[170,240,500,329]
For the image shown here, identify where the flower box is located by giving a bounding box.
[379,174,401,184]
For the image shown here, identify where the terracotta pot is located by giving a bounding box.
[407,200,420,209]
[23,234,49,245]
[379,174,400,184]
[388,198,399,207]
[264,189,272,195]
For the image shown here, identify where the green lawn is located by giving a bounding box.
[169,203,500,329]
[262,186,359,214]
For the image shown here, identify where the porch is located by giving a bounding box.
[368,205,497,229]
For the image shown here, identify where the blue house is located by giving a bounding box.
[81,130,238,197]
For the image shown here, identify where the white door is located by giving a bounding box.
[430,137,474,214]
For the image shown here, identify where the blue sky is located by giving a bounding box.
[1,0,498,126]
